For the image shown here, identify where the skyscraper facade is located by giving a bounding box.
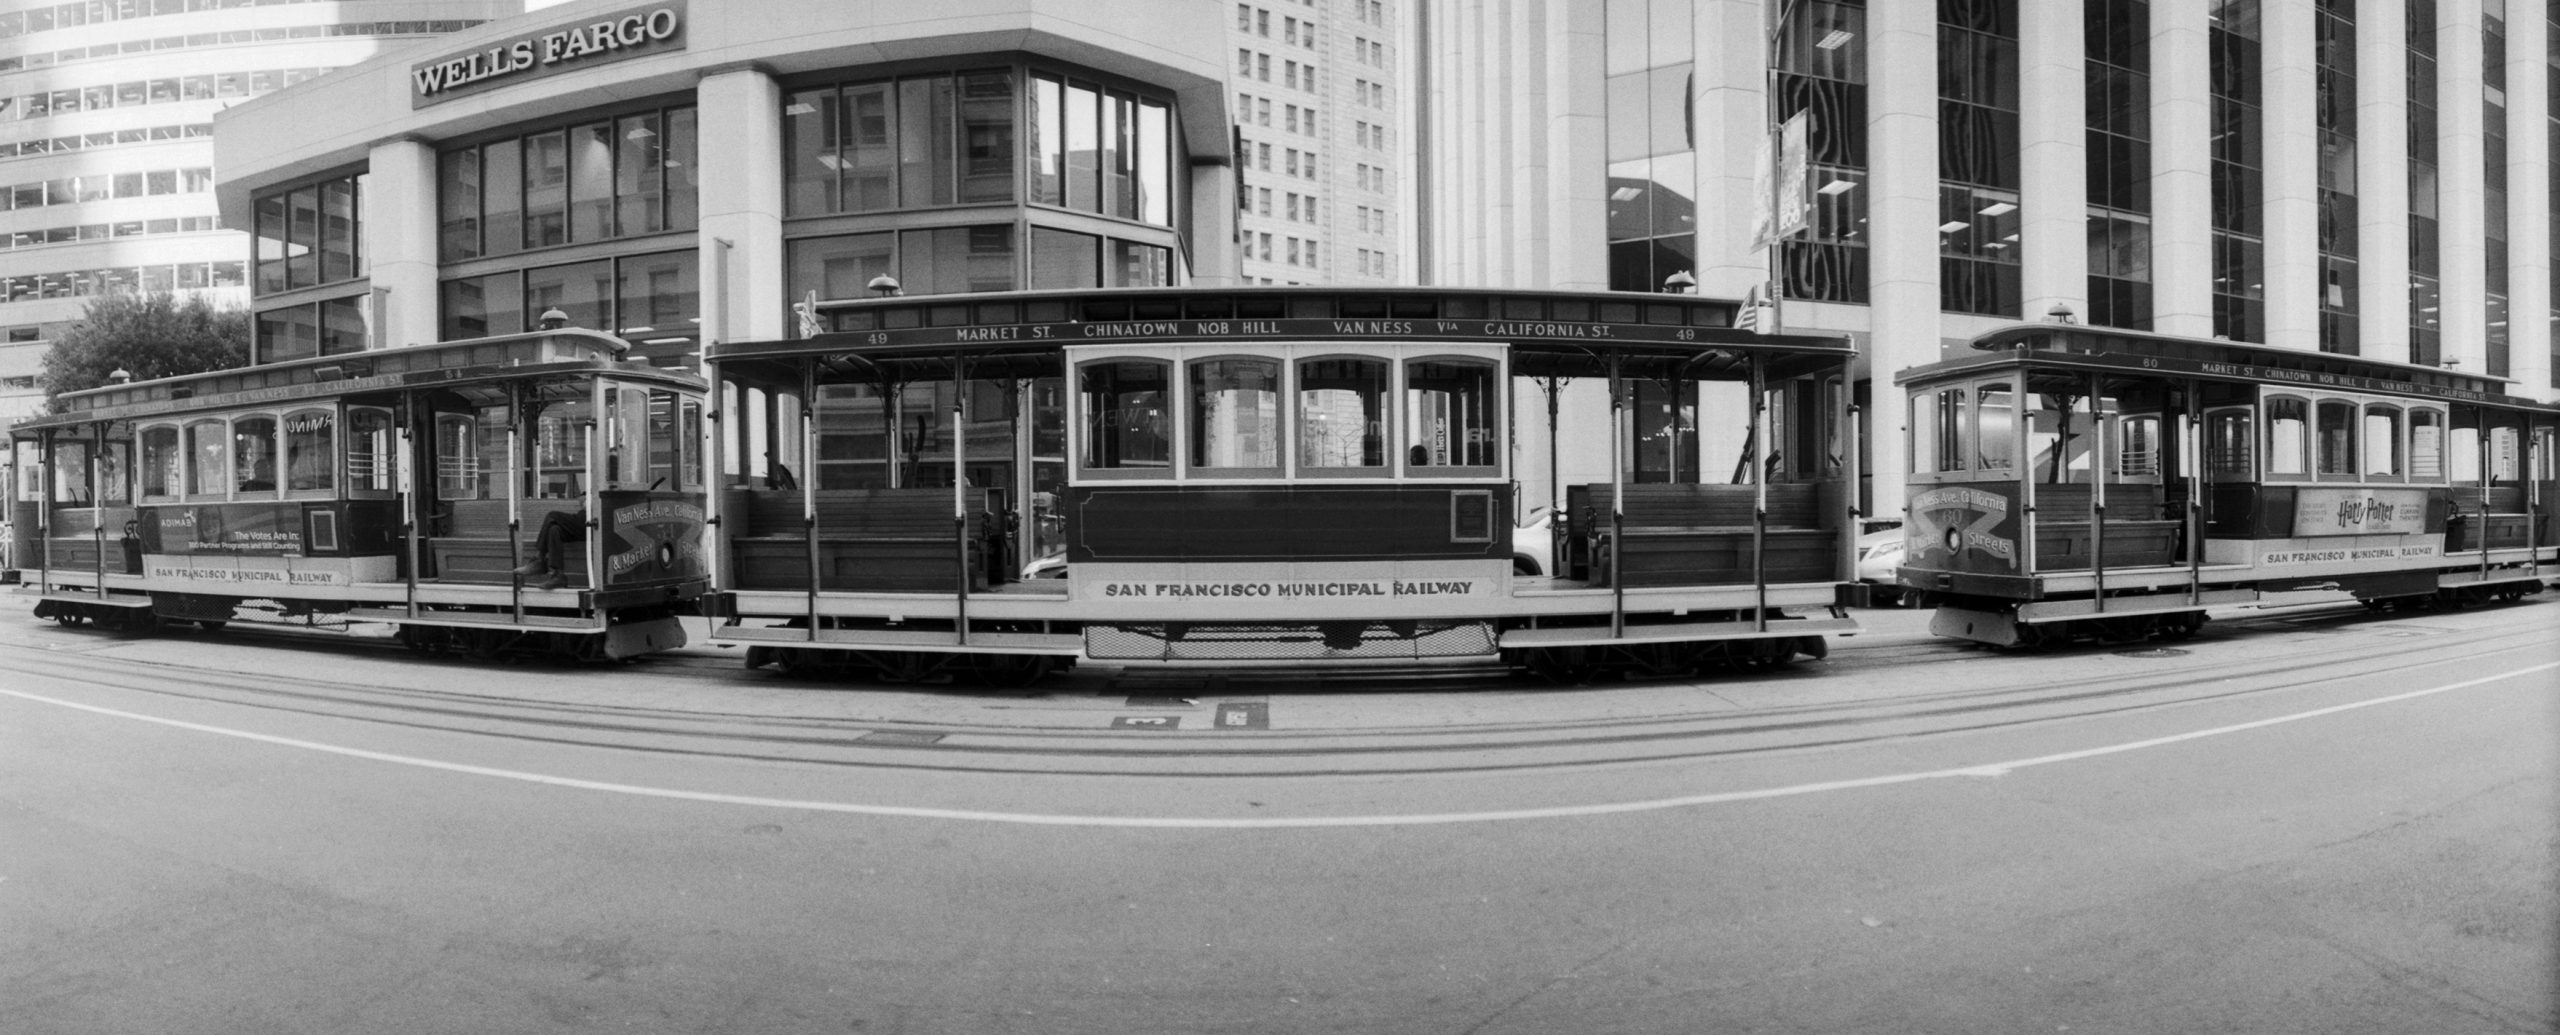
[0,0,514,420]
[1229,0,1408,285]
[1419,0,2556,514]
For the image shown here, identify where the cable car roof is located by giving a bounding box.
[1897,323,2558,411]
[710,286,1855,382]
[16,330,701,432]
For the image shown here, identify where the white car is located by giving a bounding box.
[1855,525,1910,607]
[1511,506,1556,576]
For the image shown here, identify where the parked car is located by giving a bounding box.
[1856,525,1910,607]
[1512,505,1555,577]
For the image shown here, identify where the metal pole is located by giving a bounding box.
[952,352,970,647]
[802,361,821,642]
[2183,381,2204,605]
[2088,371,2107,613]
[582,409,602,613]
[1750,354,1768,632]
[1608,353,1625,638]
[398,396,420,620]
[87,425,106,597]
[507,381,525,623]
[701,359,725,593]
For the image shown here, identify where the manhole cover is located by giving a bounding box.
[2112,647,2191,658]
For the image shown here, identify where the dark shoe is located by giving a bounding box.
[532,573,566,591]
[509,559,547,576]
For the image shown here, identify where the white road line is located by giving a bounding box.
[4,660,2554,829]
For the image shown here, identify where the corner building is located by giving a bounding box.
[213,0,1238,369]
[1419,0,2558,516]
[0,0,511,422]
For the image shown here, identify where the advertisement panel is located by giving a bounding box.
[2290,487,2430,537]
[1905,485,2022,574]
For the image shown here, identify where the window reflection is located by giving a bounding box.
[1404,360,1497,468]
[1298,358,1387,469]
[1079,360,1170,473]
[1189,359,1280,471]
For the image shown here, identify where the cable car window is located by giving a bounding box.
[233,415,278,494]
[2488,417,2523,485]
[96,441,128,505]
[2314,399,2356,479]
[534,394,592,498]
[1936,388,1968,474]
[184,419,228,498]
[1079,359,1172,475]
[1298,357,1388,471]
[2537,426,2556,481]
[2115,414,2161,480]
[679,396,704,492]
[2205,408,2253,481]
[1976,385,2015,472]
[346,408,394,496]
[2408,407,2445,481]
[2027,393,2096,484]
[1404,359,1498,470]
[2265,395,2309,478]
[1909,391,1939,474]
[598,385,657,490]
[48,439,90,504]
[434,413,480,499]
[2449,407,2482,483]
[1188,358,1281,472]
[141,425,180,500]
[284,409,334,493]
[2361,404,2402,480]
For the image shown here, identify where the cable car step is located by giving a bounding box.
[1499,616,1858,650]
[344,608,606,632]
[711,625,1082,655]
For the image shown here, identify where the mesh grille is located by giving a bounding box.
[1087,621,1499,661]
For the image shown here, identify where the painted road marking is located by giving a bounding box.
[1111,715,1181,730]
[1215,703,1270,730]
[4,659,2552,829]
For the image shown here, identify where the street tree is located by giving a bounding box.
[39,290,251,410]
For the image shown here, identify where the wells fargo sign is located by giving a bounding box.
[411,3,685,106]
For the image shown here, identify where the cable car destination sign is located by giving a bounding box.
[820,313,1822,352]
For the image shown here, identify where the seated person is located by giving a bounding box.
[510,508,586,590]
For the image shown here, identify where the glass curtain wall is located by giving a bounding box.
[2314,0,2357,353]
[2209,0,2264,343]
[1939,0,2021,317]
[2086,0,2152,330]
[1775,0,1869,304]
[2483,0,2509,376]
[2407,0,2441,365]
[1603,0,1696,293]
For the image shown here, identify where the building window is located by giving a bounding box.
[1026,72,1176,226]
[1939,0,2020,317]
[2406,0,2440,364]
[439,250,700,348]
[2087,0,2152,330]
[440,104,696,262]
[252,172,365,297]
[1604,0,1697,293]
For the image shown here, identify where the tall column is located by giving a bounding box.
[697,67,786,347]
[2506,2,2552,397]
[2149,3,2213,337]
[1864,0,1938,514]
[2435,0,2487,373]
[2355,0,2410,362]
[2259,1,2323,351]
[1545,0,1608,289]
[1693,0,1767,299]
[362,139,441,350]
[2017,0,2086,323]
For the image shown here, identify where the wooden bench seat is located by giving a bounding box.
[1564,482,1844,585]
[728,488,990,592]
[428,499,586,583]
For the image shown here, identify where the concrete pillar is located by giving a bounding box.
[362,139,441,349]
[1190,157,1241,287]
[1864,0,1938,515]
[1547,0,1607,290]
[2259,1,2323,351]
[2435,0,2487,373]
[2506,1,2552,398]
[2355,0,2410,362]
[696,68,786,347]
[2018,0,2087,324]
[2149,3,2214,338]
[1693,0,1767,299]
